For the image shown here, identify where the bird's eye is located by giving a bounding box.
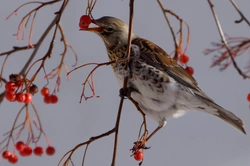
[105,27,114,32]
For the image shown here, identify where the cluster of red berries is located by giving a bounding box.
[2,141,55,164]
[178,54,194,75]
[40,87,58,104]
[4,74,38,103]
[2,151,18,164]
[4,74,59,104]
[79,15,91,30]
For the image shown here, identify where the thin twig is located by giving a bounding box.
[129,97,147,139]
[59,127,116,166]
[230,0,250,26]
[111,85,126,166]
[157,0,178,59]
[125,0,134,64]
[19,15,60,75]
[0,46,36,56]
[111,1,135,165]
[44,0,69,58]
[58,23,78,67]
[207,0,250,79]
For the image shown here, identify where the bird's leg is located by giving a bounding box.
[124,93,151,156]
[132,125,163,153]
[131,125,163,154]
[146,125,163,142]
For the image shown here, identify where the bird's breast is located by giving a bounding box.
[111,56,198,122]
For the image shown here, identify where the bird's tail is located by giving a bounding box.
[201,101,246,134]
[215,106,246,134]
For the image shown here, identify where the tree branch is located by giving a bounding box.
[207,0,250,79]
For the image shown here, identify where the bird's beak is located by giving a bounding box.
[82,20,103,32]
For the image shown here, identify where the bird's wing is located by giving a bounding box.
[131,37,246,134]
[131,37,214,102]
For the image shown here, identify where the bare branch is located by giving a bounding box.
[19,15,59,76]
[207,0,250,79]
[111,1,135,165]
[157,0,178,59]
[230,0,250,26]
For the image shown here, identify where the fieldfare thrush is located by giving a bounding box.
[82,16,246,138]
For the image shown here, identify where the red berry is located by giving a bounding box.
[15,92,26,102]
[179,54,189,64]
[5,82,16,92]
[8,154,18,164]
[41,87,50,96]
[24,93,32,103]
[2,150,11,159]
[44,95,51,104]
[14,80,23,88]
[5,91,16,101]
[19,150,27,157]
[22,146,32,156]
[185,66,194,75]
[33,146,43,156]
[134,151,143,161]
[247,93,250,102]
[79,15,91,30]
[15,141,25,151]
[29,84,38,94]
[79,23,88,30]
[46,146,55,156]
[50,95,58,104]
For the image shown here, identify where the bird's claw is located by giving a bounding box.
[130,141,151,154]
[119,87,136,99]
[119,88,129,99]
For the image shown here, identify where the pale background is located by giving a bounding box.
[0,0,250,166]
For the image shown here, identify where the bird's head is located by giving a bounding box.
[82,16,136,50]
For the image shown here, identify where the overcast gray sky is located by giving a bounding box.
[0,0,250,166]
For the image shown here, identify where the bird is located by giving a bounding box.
[81,16,246,139]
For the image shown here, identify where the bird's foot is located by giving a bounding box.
[119,87,138,99]
[130,141,151,155]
